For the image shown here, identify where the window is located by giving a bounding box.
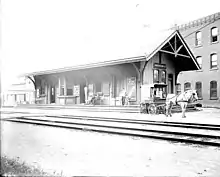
[195,82,202,99]
[60,87,65,96]
[210,53,217,69]
[67,88,73,96]
[66,83,73,96]
[176,83,181,95]
[40,87,45,95]
[210,81,217,99]
[153,69,159,83]
[102,82,110,95]
[195,31,202,46]
[196,56,202,69]
[161,70,166,84]
[184,82,191,91]
[211,27,218,43]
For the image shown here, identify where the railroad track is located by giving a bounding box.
[48,115,220,131]
[3,114,220,147]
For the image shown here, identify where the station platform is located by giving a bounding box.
[1,104,220,126]
[7,102,199,113]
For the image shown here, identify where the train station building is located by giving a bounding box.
[24,30,200,106]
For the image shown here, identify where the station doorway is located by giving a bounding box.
[80,83,86,104]
[168,74,174,94]
[50,86,56,103]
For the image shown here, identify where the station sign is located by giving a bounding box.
[73,85,80,96]
[127,77,137,101]
[154,63,166,69]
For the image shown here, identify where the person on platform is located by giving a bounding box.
[121,88,126,106]
[124,92,129,106]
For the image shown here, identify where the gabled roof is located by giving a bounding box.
[23,29,199,76]
[147,30,200,71]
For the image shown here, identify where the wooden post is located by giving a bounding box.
[58,77,61,95]
[64,76,67,104]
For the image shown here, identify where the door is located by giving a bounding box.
[80,84,85,103]
[51,86,56,103]
[168,74,174,94]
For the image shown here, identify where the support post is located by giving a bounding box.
[84,76,88,85]
[174,34,177,52]
[131,63,141,83]
[27,76,36,89]
[26,76,37,104]
[58,77,61,95]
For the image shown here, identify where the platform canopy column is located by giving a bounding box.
[131,61,147,104]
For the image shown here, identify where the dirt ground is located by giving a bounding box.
[1,118,220,176]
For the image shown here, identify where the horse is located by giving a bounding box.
[165,89,198,118]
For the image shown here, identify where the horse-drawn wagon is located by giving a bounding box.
[140,83,167,114]
[140,83,199,118]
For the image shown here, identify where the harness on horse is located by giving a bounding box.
[165,90,197,117]
[167,92,189,105]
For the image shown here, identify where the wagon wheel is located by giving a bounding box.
[148,104,157,115]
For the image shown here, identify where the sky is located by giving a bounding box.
[1,0,220,91]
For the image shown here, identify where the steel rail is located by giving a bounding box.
[44,115,220,130]
[4,117,220,147]
[2,110,220,130]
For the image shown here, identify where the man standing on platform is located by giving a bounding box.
[121,88,126,106]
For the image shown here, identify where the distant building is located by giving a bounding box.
[177,12,220,104]
[2,77,35,106]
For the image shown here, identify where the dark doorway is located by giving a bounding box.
[80,84,86,103]
[96,82,101,92]
[168,74,174,94]
[51,86,56,103]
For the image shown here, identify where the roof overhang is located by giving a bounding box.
[23,30,199,77]
[23,56,146,76]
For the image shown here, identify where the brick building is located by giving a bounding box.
[177,12,220,105]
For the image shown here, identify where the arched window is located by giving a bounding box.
[176,83,181,95]
[210,53,217,69]
[161,70,166,84]
[184,82,191,91]
[195,31,202,46]
[196,56,202,69]
[211,27,218,43]
[210,81,217,99]
[153,69,159,83]
[195,82,202,99]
